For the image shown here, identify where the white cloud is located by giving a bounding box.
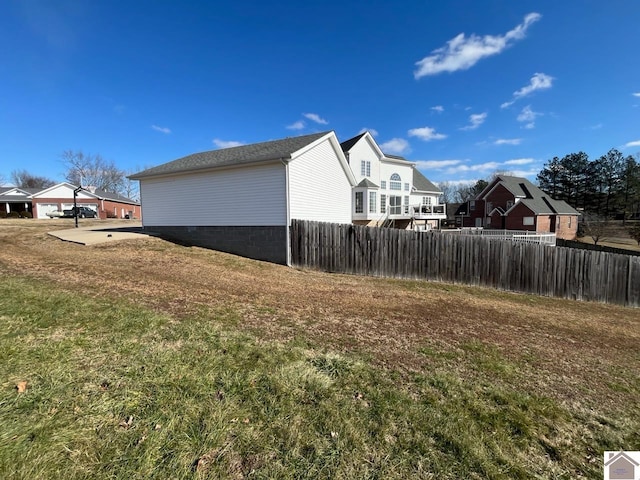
[517,105,541,128]
[151,125,171,134]
[494,138,522,145]
[213,138,244,148]
[624,140,640,148]
[501,73,553,108]
[460,112,487,131]
[286,120,305,130]
[303,113,328,125]
[414,159,463,169]
[414,12,541,78]
[632,93,640,97]
[358,128,379,137]
[408,126,447,141]
[504,158,534,165]
[508,168,539,178]
[446,161,501,174]
[380,138,410,154]
[431,105,444,113]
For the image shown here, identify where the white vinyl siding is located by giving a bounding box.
[288,136,353,224]
[34,184,95,200]
[140,162,287,226]
[346,137,381,184]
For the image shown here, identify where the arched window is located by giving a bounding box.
[390,173,402,191]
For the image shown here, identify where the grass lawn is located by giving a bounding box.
[0,220,638,478]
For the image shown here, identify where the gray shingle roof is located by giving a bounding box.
[340,133,367,152]
[356,178,379,188]
[490,175,579,215]
[412,170,441,193]
[130,131,331,179]
[92,188,140,205]
[384,154,409,161]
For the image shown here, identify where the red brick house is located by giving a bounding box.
[30,182,141,220]
[455,175,579,240]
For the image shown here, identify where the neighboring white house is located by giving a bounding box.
[341,132,445,230]
[130,131,356,264]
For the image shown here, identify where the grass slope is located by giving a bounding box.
[0,275,637,479]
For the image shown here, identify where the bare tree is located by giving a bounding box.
[61,150,126,194]
[10,170,56,189]
[436,181,458,203]
[579,213,609,246]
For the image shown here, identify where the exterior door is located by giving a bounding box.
[389,196,402,215]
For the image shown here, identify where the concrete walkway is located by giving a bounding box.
[48,222,150,246]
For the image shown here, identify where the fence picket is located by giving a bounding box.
[289,220,638,307]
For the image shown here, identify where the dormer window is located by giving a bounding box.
[390,173,401,190]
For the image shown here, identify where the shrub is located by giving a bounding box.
[106,211,117,218]
[0,211,6,219]
[7,211,21,218]
[20,211,33,218]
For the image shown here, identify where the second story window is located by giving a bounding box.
[390,173,401,190]
[380,180,386,190]
[404,183,410,191]
[361,160,371,177]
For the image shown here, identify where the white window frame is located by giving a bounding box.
[404,183,410,192]
[355,191,364,213]
[380,194,387,214]
[361,160,371,177]
[523,216,534,226]
[369,192,376,213]
[389,195,402,215]
[390,173,402,191]
[380,180,386,190]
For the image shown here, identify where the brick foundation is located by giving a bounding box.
[146,225,288,264]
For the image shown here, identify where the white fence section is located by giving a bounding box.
[441,228,556,246]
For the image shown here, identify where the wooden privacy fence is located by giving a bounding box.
[290,220,640,308]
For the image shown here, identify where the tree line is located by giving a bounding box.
[537,148,640,220]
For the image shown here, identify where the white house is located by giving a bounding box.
[31,183,141,219]
[341,132,445,230]
[130,131,356,264]
[0,183,140,219]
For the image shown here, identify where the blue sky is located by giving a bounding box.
[2,0,639,187]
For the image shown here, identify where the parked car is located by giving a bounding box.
[62,207,98,218]
[46,210,65,218]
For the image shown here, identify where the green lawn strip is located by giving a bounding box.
[0,275,636,479]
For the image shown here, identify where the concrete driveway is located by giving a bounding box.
[48,222,151,246]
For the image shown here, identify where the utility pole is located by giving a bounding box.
[73,185,83,228]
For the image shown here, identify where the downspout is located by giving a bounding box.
[282,158,291,266]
